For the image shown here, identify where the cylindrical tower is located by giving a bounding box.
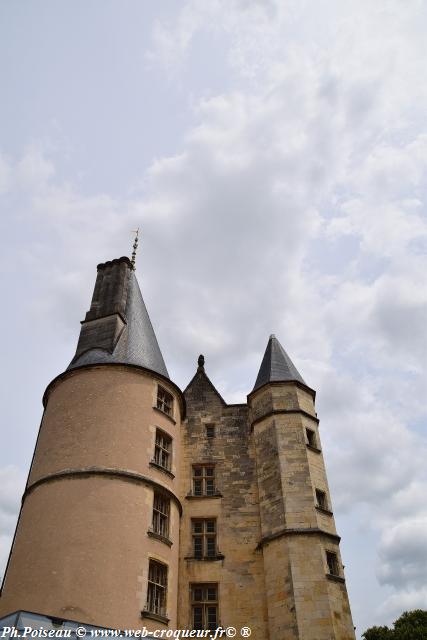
[0,257,184,632]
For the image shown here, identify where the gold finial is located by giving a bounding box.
[131,228,140,270]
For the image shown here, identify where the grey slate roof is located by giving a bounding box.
[253,334,305,391]
[68,270,169,378]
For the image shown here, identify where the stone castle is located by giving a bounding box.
[0,255,355,639]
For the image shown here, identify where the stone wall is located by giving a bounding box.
[179,369,268,636]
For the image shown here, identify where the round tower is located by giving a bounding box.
[0,257,184,632]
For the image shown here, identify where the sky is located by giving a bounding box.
[0,0,427,636]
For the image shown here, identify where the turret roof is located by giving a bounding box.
[68,262,169,378]
[253,334,305,391]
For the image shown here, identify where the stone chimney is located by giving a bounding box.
[73,256,132,361]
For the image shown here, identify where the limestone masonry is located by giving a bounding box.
[0,256,355,639]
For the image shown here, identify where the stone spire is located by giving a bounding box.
[253,334,305,391]
[68,256,169,378]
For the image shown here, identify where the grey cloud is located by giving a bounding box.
[373,285,427,362]
[313,368,426,515]
[378,519,427,590]
[379,588,427,622]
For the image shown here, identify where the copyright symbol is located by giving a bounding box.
[226,629,236,638]
[76,627,87,638]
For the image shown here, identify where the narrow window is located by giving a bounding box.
[157,385,173,417]
[192,465,216,496]
[193,521,204,559]
[206,424,215,439]
[191,584,218,631]
[146,560,167,617]
[316,489,328,510]
[192,519,217,558]
[152,492,170,538]
[326,551,340,576]
[306,427,317,448]
[154,429,172,470]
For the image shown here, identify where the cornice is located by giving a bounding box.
[23,467,183,516]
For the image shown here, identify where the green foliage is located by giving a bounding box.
[362,610,427,640]
[362,625,392,640]
[393,609,427,640]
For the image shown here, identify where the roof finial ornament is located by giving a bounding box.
[130,228,140,270]
[198,354,205,371]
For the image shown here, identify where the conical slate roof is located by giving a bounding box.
[68,264,169,378]
[253,334,305,391]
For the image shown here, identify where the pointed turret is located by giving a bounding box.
[68,256,168,378]
[0,254,184,630]
[253,333,305,391]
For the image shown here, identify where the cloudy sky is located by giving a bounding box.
[1,0,427,636]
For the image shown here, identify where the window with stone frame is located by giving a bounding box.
[146,560,168,617]
[192,519,217,559]
[326,551,340,576]
[205,423,215,439]
[306,427,317,448]
[154,429,172,470]
[157,385,173,417]
[191,584,218,631]
[315,488,328,510]
[152,492,170,539]
[192,465,216,496]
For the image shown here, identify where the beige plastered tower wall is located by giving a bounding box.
[0,365,184,632]
[0,256,185,632]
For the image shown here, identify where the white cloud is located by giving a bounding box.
[387,482,427,520]
[379,587,427,622]
[378,519,427,590]
[0,154,11,195]
[17,146,55,192]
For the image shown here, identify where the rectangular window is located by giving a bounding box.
[154,429,172,470]
[191,584,218,631]
[326,551,340,576]
[146,560,167,617]
[316,489,328,510]
[192,465,216,496]
[206,424,215,438]
[192,519,217,559]
[152,492,170,539]
[306,427,317,448]
[157,386,173,417]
